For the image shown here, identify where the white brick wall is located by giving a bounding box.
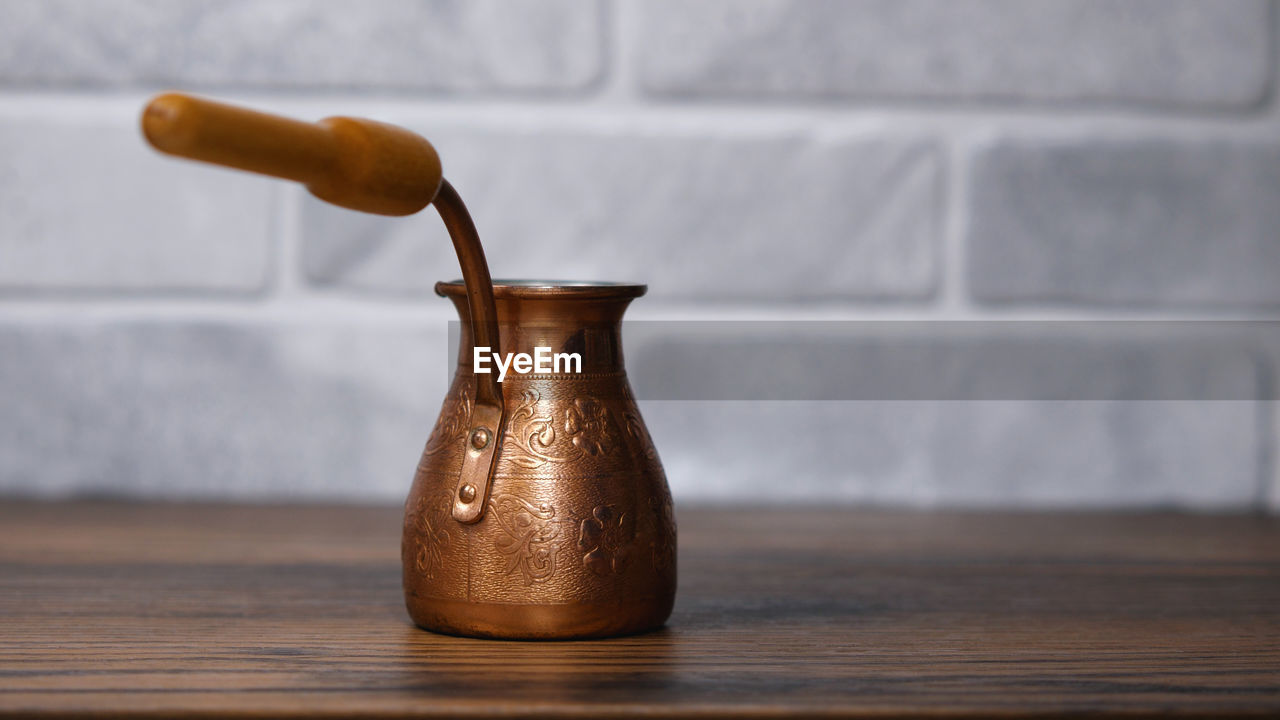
[0,0,1277,509]
[301,125,942,300]
[0,0,604,92]
[0,116,275,293]
[637,0,1272,108]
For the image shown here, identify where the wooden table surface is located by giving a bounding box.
[1,502,1278,718]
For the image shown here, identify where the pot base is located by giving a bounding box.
[406,594,674,640]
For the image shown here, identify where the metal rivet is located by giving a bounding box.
[470,427,491,450]
[458,484,477,503]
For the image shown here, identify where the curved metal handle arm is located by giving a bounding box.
[434,180,504,524]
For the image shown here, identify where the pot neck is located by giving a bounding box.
[439,281,643,375]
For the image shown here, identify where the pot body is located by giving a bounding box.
[402,281,675,639]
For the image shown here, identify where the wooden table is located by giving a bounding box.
[1,502,1277,718]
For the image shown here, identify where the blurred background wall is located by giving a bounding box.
[0,0,1278,510]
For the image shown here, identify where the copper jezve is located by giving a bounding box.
[141,93,676,639]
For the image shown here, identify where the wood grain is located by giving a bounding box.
[1,501,1277,718]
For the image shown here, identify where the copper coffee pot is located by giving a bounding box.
[142,94,675,639]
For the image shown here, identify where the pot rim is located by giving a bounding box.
[435,279,647,300]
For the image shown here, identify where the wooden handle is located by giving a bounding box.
[141,93,442,216]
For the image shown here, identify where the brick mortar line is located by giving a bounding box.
[938,136,969,314]
[590,0,634,104]
[1267,0,1280,121]
[0,85,1273,119]
[0,303,1278,324]
[270,185,303,300]
[0,91,1277,134]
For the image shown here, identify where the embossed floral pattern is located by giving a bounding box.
[504,390,622,468]
[579,504,636,576]
[408,493,453,579]
[424,386,471,456]
[650,493,676,571]
[504,390,559,468]
[564,398,617,456]
[622,384,661,463]
[491,494,561,584]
